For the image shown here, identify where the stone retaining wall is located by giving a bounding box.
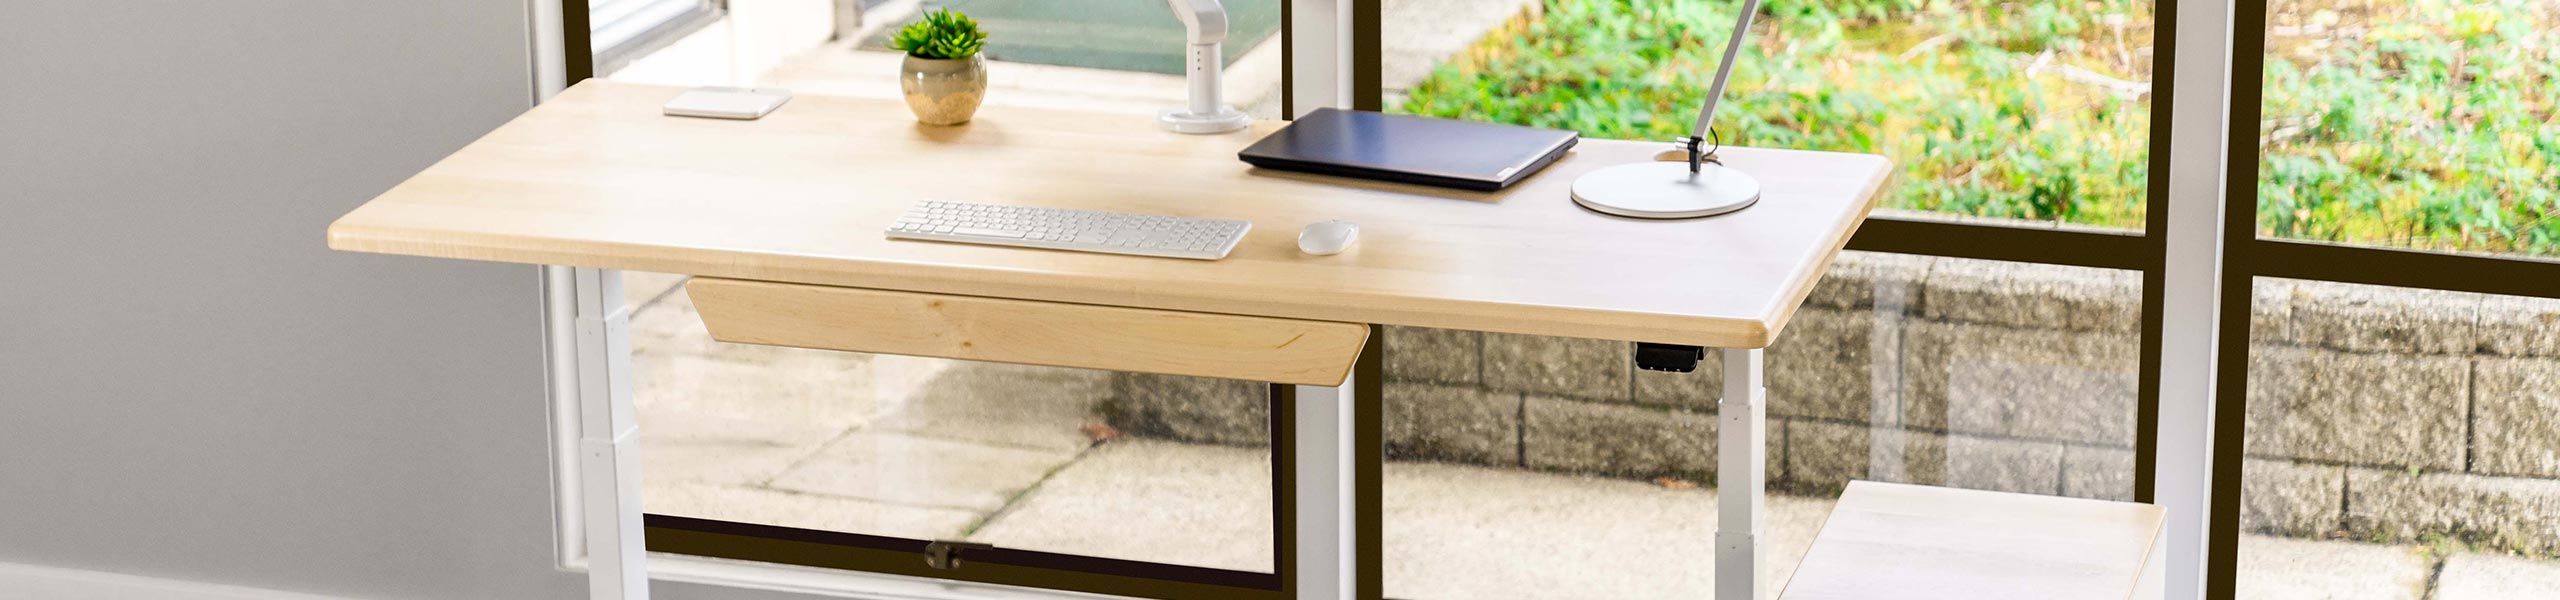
[1097,253,2560,554]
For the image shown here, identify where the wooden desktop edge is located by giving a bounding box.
[322,83,1893,350]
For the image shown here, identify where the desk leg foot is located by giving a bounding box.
[575,268,650,600]
[1716,348,1766,600]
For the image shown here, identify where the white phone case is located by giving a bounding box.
[663,87,793,120]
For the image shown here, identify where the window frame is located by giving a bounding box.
[538,1,1352,599]
[529,0,2560,597]
[2200,1,2560,596]
[575,0,722,79]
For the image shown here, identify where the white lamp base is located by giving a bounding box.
[1569,160,1761,219]
[1159,108,1252,134]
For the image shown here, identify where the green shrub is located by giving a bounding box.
[892,9,987,59]
[1400,0,2560,256]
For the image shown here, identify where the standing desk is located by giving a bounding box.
[328,80,1890,600]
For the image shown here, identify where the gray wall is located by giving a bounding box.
[0,3,801,599]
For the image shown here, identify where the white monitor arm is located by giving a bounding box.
[1160,0,1251,133]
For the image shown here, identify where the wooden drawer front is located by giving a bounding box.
[686,277,1370,386]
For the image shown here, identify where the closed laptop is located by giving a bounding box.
[1237,108,1579,191]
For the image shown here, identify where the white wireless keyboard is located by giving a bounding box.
[885,201,1252,260]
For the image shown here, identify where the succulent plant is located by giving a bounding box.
[891,9,988,60]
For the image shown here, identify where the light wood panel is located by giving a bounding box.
[1780,481,2166,600]
[686,277,1370,386]
[328,80,1890,347]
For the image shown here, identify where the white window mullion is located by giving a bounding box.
[2155,0,2241,597]
[1287,0,1353,116]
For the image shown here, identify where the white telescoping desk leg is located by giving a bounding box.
[1717,348,1767,600]
[575,268,649,600]
[1292,371,1359,600]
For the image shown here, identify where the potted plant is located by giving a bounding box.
[891,9,990,125]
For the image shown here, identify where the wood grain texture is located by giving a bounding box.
[1780,481,2166,600]
[328,80,1889,347]
[686,277,1370,386]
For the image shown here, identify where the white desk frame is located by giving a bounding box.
[553,271,1770,600]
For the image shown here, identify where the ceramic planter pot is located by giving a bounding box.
[901,55,987,125]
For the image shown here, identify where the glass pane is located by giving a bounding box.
[2237,278,2560,598]
[1378,252,2142,598]
[2254,0,2560,257]
[1385,0,2156,230]
[606,0,1283,118]
[627,272,1275,573]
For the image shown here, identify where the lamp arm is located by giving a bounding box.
[1690,0,1764,142]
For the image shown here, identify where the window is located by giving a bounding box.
[2252,0,2559,258]
[599,0,1283,119]
[573,0,1288,595]
[1388,0,2158,231]
[2233,280,2560,598]
[533,0,2560,597]
[585,0,720,77]
[1366,0,2167,594]
[626,271,1282,597]
[2207,0,2560,595]
[1378,253,2145,598]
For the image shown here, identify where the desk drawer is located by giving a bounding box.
[686,277,1370,386]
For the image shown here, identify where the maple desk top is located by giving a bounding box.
[329,80,1888,348]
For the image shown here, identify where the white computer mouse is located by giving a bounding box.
[1297,220,1360,255]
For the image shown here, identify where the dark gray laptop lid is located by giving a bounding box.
[1237,109,1579,183]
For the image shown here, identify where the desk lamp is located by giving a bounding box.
[1569,0,1765,218]
[1161,0,1252,134]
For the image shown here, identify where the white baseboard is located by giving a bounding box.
[0,562,349,600]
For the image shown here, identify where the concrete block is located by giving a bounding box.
[1920,258,2140,332]
[1383,325,1479,386]
[2239,458,2343,537]
[1484,333,1629,402]
[1383,383,1519,466]
[1903,321,2139,446]
[2478,294,2560,358]
[2346,468,2560,555]
[1523,396,1715,480]
[1769,307,1890,423]
[2061,446,2135,501]
[1631,356,1720,411]
[1102,372,1269,447]
[2269,279,2481,355]
[2473,358,2560,478]
[2243,346,2467,470]
[1781,419,1869,495]
[1801,251,1935,310]
[1893,432,2064,496]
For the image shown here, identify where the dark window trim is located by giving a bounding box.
[646,516,1282,599]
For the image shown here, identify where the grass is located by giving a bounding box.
[1396,0,2560,257]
